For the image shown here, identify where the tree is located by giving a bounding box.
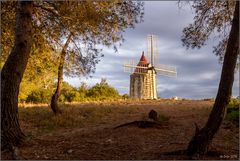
[181,1,239,156]
[1,1,144,147]
[0,1,16,68]
[1,2,58,103]
[19,45,58,103]
[1,1,33,148]
[2,1,144,114]
[51,34,72,114]
[33,1,144,114]
[181,1,236,62]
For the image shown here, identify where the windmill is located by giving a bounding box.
[123,35,177,99]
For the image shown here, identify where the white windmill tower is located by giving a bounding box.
[123,35,177,99]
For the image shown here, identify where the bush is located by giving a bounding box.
[122,94,129,99]
[59,82,85,102]
[26,89,51,103]
[24,79,121,103]
[62,90,77,102]
[87,79,120,100]
[226,108,239,123]
[226,98,239,124]
[227,98,240,109]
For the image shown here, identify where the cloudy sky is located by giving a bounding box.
[66,1,239,99]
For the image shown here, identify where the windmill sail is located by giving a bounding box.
[146,35,158,66]
[155,64,177,77]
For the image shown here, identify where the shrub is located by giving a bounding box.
[62,90,77,102]
[26,89,51,103]
[226,108,239,123]
[87,79,120,100]
[122,94,129,99]
[59,82,86,102]
[226,98,239,124]
[227,98,240,109]
[24,79,121,103]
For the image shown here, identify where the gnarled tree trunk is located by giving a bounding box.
[187,1,239,156]
[1,1,33,148]
[50,34,72,114]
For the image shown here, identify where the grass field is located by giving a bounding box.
[2,99,239,160]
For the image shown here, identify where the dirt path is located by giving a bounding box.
[1,100,239,160]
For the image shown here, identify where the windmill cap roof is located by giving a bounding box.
[134,51,149,73]
[139,51,148,65]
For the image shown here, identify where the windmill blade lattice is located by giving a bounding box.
[155,64,177,77]
[146,35,159,66]
[123,60,149,74]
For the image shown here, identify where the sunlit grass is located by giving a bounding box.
[19,105,111,133]
[18,99,214,136]
[18,102,138,135]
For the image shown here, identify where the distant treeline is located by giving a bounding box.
[20,79,129,103]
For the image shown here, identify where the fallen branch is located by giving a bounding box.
[114,109,168,129]
[114,120,167,129]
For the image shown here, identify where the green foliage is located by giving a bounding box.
[18,49,58,103]
[26,89,51,103]
[227,98,240,109]
[59,82,80,102]
[24,79,121,103]
[86,79,120,100]
[32,1,144,77]
[2,1,143,105]
[226,109,239,123]
[2,2,58,103]
[122,94,129,99]
[226,98,239,124]
[0,1,16,68]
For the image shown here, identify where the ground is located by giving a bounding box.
[1,100,239,160]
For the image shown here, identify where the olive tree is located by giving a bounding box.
[181,0,239,156]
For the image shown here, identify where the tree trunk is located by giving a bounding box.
[1,1,33,148]
[187,1,239,156]
[50,34,72,114]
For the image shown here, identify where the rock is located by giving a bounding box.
[67,149,73,154]
[12,146,21,160]
[148,109,158,121]
[106,139,113,143]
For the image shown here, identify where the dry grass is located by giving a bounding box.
[18,99,212,136]
[2,99,238,160]
[18,101,140,135]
